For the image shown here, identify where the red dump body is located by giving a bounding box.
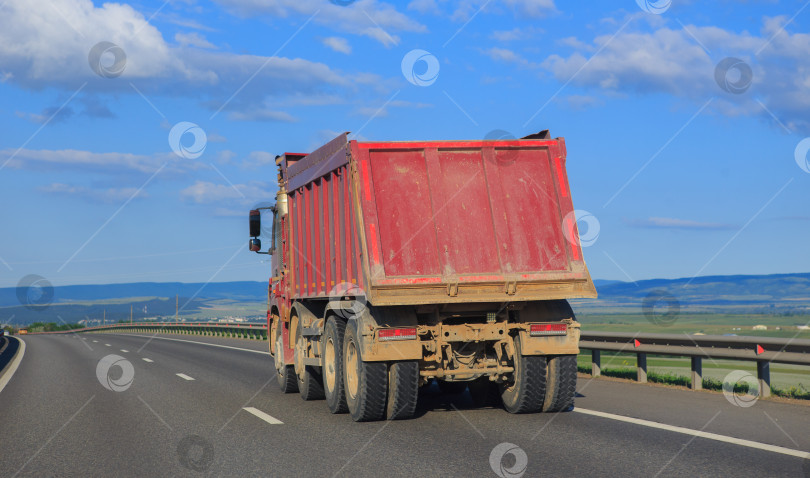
[279,133,596,307]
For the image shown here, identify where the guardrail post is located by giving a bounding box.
[757,361,771,398]
[690,357,702,390]
[636,353,647,383]
[591,349,601,377]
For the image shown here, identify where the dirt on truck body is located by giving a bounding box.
[248,131,596,421]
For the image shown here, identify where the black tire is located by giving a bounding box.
[343,320,388,422]
[543,355,577,413]
[322,318,348,414]
[437,380,468,395]
[297,335,325,401]
[275,321,298,393]
[386,361,419,420]
[468,377,500,408]
[500,337,547,413]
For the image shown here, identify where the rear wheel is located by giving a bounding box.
[296,334,325,401]
[322,318,348,414]
[275,321,298,394]
[500,337,546,413]
[542,355,577,413]
[343,320,388,422]
[386,361,419,420]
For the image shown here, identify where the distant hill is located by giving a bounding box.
[0,281,267,307]
[579,272,810,314]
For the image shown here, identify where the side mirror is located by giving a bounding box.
[249,209,261,237]
[249,238,262,252]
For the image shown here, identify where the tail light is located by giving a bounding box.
[530,323,567,336]
[378,327,417,341]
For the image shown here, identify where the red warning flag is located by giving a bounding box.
[756,344,765,355]
[634,339,641,348]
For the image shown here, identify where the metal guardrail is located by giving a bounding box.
[43,322,269,340]
[579,331,810,397]
[37,323,810,398]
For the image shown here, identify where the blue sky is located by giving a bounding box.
[1,0,809,288]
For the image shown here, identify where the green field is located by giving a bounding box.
[576,312,810,339]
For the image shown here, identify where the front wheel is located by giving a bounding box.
[275,321,298,394]
[500,337,547,414]
[343,320,388,422]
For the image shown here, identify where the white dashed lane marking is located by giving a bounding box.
[574,408,808,459]
[142,358,153,363]
[243,407,283,425]
[176,373,195,381]
[120,349,129,353]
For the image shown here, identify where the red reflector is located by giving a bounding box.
[530,323,567,336]
[378,327,417,341]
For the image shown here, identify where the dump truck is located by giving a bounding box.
[248,131,596,421]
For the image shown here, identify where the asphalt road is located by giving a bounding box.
[1,332,809,477]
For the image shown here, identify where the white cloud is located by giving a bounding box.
[175,32,216,49]
[240,151,277,169]
[540,17,810,132]
[0,0,374,116]
[39,183,148,203]
[215,150,236,164]
[481,47,535,68]
[453,0,555,21]
[213,0,426,46]
[491,27,543,42]
[408,0,440,14]
[180,180,268,204]
[0,148,201,175]
[322,37,351,55]
[227,108,298,122]
[561,94,603,110]
[16,106,75,124]
[626,217,736,230]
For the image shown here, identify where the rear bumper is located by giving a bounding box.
[360,320,581,362]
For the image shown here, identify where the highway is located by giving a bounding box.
[1,333,808,477]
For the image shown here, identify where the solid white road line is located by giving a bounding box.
[119,334,270,355]
[243,407,283,425]
[120,349,129,353]
[574,408,809,459]
[142,358,153,363]
[0,337,26,395]
[176,373,195,381]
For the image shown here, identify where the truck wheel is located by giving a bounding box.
[275,322,298,393]
[468,377,499,408]
[542,355,577,413]
[322,318,348,414]
[437,380,468,395]
[343,320,388,422]
[500,337,546,414]
[386,361,419,420]
[296,335,325,401]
